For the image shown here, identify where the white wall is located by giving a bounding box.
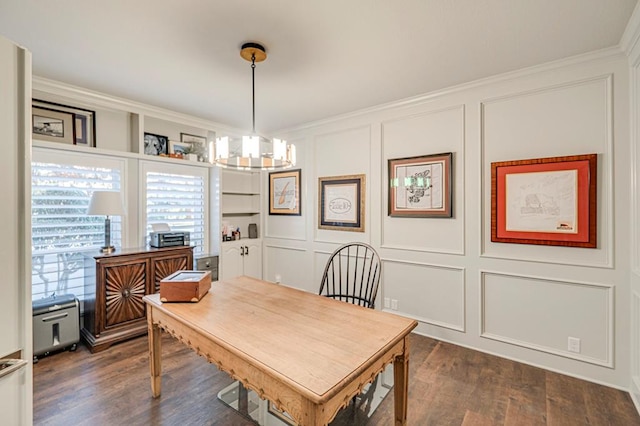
[624,2,640,408]
[264,50,632,389]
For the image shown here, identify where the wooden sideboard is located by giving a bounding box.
[82,246,194,353]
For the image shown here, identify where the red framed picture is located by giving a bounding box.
[491,154,597,248]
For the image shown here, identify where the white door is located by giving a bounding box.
[243,241,262,279]
[220,241,243,280]
[0,35,32,426]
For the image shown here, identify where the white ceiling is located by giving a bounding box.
[0,1,637,133]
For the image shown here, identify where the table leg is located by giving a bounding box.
[148,309,162,398]
[238,382,248,415]
[393,336,410,425]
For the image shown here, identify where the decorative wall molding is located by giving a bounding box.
[382,258,465,332]
[264,243,307,253]
[479,74,614,269]
[480,270,614,368]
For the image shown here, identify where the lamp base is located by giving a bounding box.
[100,246,116,254]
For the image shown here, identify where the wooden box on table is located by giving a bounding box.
[160,270,211,302]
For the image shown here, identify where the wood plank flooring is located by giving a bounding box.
[33,333,640,425]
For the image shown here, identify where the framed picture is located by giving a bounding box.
[180,133,208,161]
[32,106,75,144]
[180,133,207,144]
[144,132,169,156]
[169,140,191,156]
[32,99,96,146]
[267,401,295,426]
[388,152,453,218]
[318,174,365,232]
[491,153,597,248]
[269,169,301,215]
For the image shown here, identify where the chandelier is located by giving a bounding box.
[213,42,296,170]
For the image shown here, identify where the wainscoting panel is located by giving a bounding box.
[314,126,372,245]
[263,245,312,293]
[381,105,465,255]
[481,75,613,268]
[382,260,465,331]
[480,271,613,367]
[264,137,308,241]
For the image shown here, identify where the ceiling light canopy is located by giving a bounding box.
[213,42,296,171]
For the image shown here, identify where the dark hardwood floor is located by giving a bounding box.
[33,333,640,425]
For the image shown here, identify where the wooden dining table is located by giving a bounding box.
[143,276,418,425]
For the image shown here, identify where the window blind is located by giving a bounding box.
[31,161,122,301]
[145,171,205,256]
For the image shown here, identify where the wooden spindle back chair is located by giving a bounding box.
[319,243,381,309]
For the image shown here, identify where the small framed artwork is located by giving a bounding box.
[144,132,169,156]
[491,153,597,248]
[32,99,96,146]
[388,152,453,218]
[318,174,365,232]
[169,140,191,156]
[267,401,296,426]
[32,106,75,144]
[180,133,208,161]
[269,169,301,215]
[180,133,207,144]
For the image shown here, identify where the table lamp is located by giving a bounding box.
[87,190,125,253]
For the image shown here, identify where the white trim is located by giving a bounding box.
[276,47,623,135]
[479,74,614,269]
[381,258,466,332]
[263,244,307,253]
[621,0,640,63]
[33,76,242,135]
[379,104,466,256]
[479,270,615,368]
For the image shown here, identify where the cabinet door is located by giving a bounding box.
[221,243,243,280]
[151,251,192,293]
[103,260,148,328]
[243,241,262,279]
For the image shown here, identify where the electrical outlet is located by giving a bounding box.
[568,337,581,353]
[383,298,390,309]
[391,299,398,311]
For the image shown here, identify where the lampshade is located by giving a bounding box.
[87,191,125,216]
[212,42,296,171]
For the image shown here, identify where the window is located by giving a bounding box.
[31,149,125,301]
[142,161,208,257]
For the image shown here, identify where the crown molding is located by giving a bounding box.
[276,46,624,135]
[621,0,640,65]
[32,76,242,135]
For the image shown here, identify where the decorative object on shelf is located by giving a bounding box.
[388,152,453,218]
[318,174,365,232]
[248,223,258,239]
[169,140,192,157]
[180,133,208,162]
[269,168,301,215]
[144,132,169,156]
[491,153,597,248]
[214,42,296,170]
[87,190,125,253]
[32,99,96,147]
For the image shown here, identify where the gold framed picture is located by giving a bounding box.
[269,169,301,215]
